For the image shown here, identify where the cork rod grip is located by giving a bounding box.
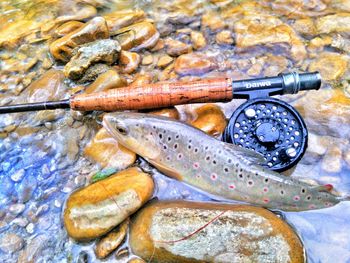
[70,78,233,111]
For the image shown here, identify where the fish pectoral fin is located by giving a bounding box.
[147,159,183,181]
[222,142,265,165]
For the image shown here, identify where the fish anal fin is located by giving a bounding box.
[148,159,183,181]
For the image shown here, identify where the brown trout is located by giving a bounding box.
[103,112,347,211]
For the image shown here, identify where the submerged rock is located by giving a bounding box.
[165,38,192,56]
[104,10,146,32]
[190,31,206,50]
[54,21,85,38]
[215,30,234,45]
[113,22,159,51]
[130,201,304,263]
[50,17,109,62]
[64,39,121,80]
[174,53,216,76]
[64,167,154,240]
[189,104,227,137]
[308,52,348,81]
[0,233,24,253]
[84,127,136,169]
[316,13,350,34]
[234,13,306,62]
[95,219,129,259]
[85,69,127,93]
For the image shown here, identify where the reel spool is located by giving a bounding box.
[223,98,308,172]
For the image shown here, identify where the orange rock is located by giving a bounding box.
[114,22,159,51]
[120,51,141,74]
[308,52,348,81]
[26,69,66,103]
[190,31,206,50]
[130,74,153,87]
[165,38,192,56]
[94,219,129,259]
[234,13,307,62]
[316,13,350,34]
[50,17,109,62]
[150,108,180,120]
[215,30,234,45]
[85,69,127,93]
[189,104,226,137]
[201,12,226,31]
[64,167,154,240]
[54,21,85,38]
[174,53,215,76]
[104,10,146,33]
[84,127,136,169]
[129,201,305,263]
[157,55,174,68]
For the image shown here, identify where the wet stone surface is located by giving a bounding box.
[0,0,350,262]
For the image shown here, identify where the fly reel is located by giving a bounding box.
[222,72,320,172]
[223,98,307,172]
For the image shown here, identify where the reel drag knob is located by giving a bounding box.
[223,98,308,172]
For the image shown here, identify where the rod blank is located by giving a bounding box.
[0,100,70,114]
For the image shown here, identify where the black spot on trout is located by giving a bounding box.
[103,112,348,211]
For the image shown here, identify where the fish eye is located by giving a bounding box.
[116,125,128,135]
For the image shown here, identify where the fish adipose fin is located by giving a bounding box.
[313,184,333,193]
[222,142,265,165]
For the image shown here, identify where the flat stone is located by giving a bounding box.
[165,38,192,56]
[54,21,84,38]
[64,167,154,240]
[104,10,145,33]
[114,22,159,51]
[174,53,215,76]
[84,127,136,169]
[50,17,109,62]
[142,54,154,65]
[64,39,121,80]
[130,201,305,263]
[316,13,350,34]
[94,219,129,259]
[157,55,174,68]
[308,52,348,81]
[85,69,127,93]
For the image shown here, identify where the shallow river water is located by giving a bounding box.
[1,0,350,262]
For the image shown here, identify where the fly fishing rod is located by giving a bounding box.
[0,72,321,171]
[0,72,320,114]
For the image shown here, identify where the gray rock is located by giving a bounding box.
[0,233,24,254]
[64,39,121,80]
[10,169,25,182]
[17,234,48,262]
[9,203,25,215]
[17,175,37,203]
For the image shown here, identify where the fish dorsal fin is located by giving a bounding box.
[222,142,265,165]
[313,184,333,192]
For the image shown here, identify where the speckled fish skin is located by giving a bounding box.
[103,112,343,211]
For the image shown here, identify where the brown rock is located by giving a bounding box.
[130,74,153,87]
[54,21,85,38]
[157,55,174,68]
[150,39,165,51]
[114,22,159,51]
[190,31,206,50]
[174,53,215,76]
[64,39,121,80]
[128,258,146,263]
[120,51,141,74]
[316,13,350,34]
[150,108,180,120]
[104,10,146,33]
[129,201,305,263]
[215,30,234,45]
[142,54,154,65]
[201,12,225,31]
[64,167,154,240]
[292,18,316,37]
[308,52,348,81]
[95,219,129,259]
[78,63,111,84]
[26,69,66,103]
[189,104,226,137]
[165,38,192,56]
[56,4,97,24]
[50,17,109,62]
[85,69,127,93]
[234,14,306,62]
[84,127,136,169]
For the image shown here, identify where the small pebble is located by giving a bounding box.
[9,203,25,215]
[157,55,174,68]
[142,55,154,65]
[11,169,25,182]
[26,223,35,234]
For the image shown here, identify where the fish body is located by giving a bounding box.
[103,112,343,211]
